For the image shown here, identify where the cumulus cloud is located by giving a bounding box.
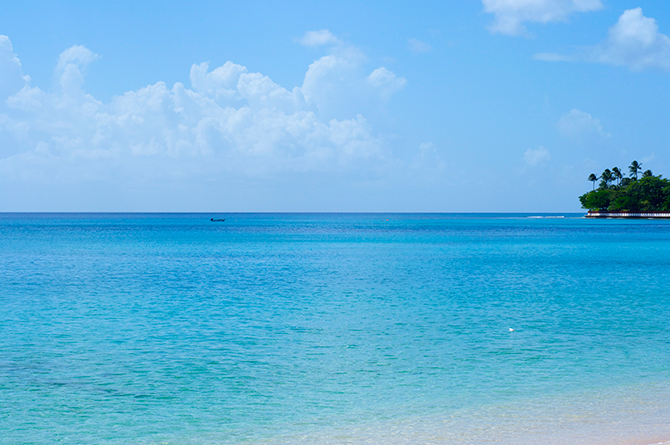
[408,38,432,53]
[301,44,406,120]
[523,146,550,166]
[56,45,100,97]
[0,36,29,103]
[594,8,670,70]
[299,30,340,47]
[0,34,407,190]
[558,109,609,138]
[483,0,603,36]
[536,8,670,71]
[190,61,247,94]
[367,67,407,100]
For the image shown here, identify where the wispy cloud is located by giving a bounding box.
[523,146,550,166]
[298,29,340,47]
[533,52,573,62]
[482,0,603,36]
[408,38,431,53]
[558,109,609,138]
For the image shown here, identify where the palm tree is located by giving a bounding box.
[629,160,642,179]
[643,169,653,178]
[588,173,598,190]
[601,169,613,188]
[612,167,623,186]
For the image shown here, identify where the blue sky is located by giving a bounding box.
[1,0,669,212]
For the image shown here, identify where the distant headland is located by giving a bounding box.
[580,161,670,218]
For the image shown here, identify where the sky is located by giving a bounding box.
[1,0,669,212]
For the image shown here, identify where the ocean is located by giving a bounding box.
[1,213,670,444]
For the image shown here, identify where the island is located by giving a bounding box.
[580,161,670,218]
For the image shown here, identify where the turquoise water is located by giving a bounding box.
[1,213,670,444]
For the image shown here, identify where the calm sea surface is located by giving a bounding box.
[1,213,670,444]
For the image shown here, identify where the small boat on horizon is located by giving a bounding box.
[210,218,225,222]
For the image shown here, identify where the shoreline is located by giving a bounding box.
[586,212,670,219]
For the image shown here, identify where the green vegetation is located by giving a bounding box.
[579,161,670,212]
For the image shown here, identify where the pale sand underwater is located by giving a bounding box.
[258,383,670,445]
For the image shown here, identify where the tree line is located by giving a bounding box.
[579,161,670,212]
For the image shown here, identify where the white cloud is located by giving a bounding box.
[523,146,550,166]
[0,35,29,104]
[367,67,407,100]
[56,45,99,73]
[189,61,247,97]
[298,30,340,47]
[295,30,406,116]
[536,9,670,71]
[0,35,407,189]
[483,0,603,36]
[301,45,406,120]
[533,52,573,62]
[56,45,100,95]
[408,38,432,53]
[594,8,670,71]
[558,109,609,138]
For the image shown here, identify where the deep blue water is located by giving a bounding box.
[1,213,670,444]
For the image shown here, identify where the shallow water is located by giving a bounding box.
[1,213,669,444]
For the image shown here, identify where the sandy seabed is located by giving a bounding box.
[258,382,670,445]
